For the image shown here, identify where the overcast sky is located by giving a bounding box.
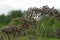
[0,0,60,14]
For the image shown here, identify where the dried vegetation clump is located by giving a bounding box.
[1,17,37,40]
[54,28,60,39]
[24,5,60,20]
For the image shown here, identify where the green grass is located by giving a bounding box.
[19,37,59,40]
[38,37,58,40]
[20,37,57,40]
[0,34,59,40]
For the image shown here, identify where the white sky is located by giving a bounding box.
[0,0,60,14]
